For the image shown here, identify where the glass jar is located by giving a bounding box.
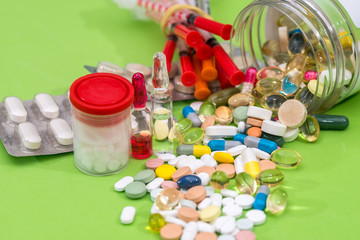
[231,0,359,113]
[69,73,134,176]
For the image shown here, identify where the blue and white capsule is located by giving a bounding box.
[208,139,242,151]
[182,106,202,127]
[253,185,270,210]
[233,133,277,154]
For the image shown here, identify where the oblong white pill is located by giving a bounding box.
[114,176,134,192]
[283,127,299,142]
[18,122,41,149]
[210,193,222,207]
[245,209,266,225]
[261,120,287,136]
[156,153,176,162]
[197,172,210,186]
[146,177,164,192]
[214,216,236,234]
[221,189,239,198]
[247,106,272,120]
[168,155,187,167]
[205,126,238,138]
[165,216,187,228]
[235,194,255,209]
[150,188,163,201]
[222,204,243,218]
[200,154,218,168]
[234,155,244,174]
[198,197,212,210]
[222,197,235,206]
[181,221,198,240]
[4,96,27,123]
[197,221,215,233]
[227,145,246,156]
[251,148,271,160]
[34,93,59,118]
[49,118,73,145]
[120,206,136,224]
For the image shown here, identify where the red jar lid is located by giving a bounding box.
[70,73,134,115]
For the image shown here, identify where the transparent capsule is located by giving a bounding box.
[277,14,297,31]
[214,106,233,125]
[256,66,285,81]
[266,188,288,214]
[255,78,282,95]
[210,170,230,190]
[208,88,240,107]
[182,127,204,145]
[294,86,314,109]
[199,101,216,121]
[339,30,353,56]
[155,187,180,210]
[271,148,302,168]
[288,32,305,55]
[235,172,257,195]
[298,116,320,142]
[262,40,280,57]
[148,213,166,231]
[315,49,329,71]
[286,54,307,72]
[260,93,287,111]
[281,69,303,95]
[176,118,193,134]
[228,93,255,108]
[256,169,285,187]
[274,52,291,65]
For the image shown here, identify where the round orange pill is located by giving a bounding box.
[185,185,206,203]
[247,127,262,138]
[216,163,236,178]
[195,166,216,176]
[195,232,217,240]
[172,166,192,182]
[259,159,277,172]
[177,207,199,222]
[160,223,183,240]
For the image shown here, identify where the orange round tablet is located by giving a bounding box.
[195,166,216,176]
[185,185,206,203]
[177,207,199,222]
[160,223,183,240]
[216,164,236,178]
[246,117,263,127]
[172,166,192,182]
[259,159,276,172]
[247,127,262,138]
[195,232,217,240]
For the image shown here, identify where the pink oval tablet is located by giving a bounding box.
[195,166,216,176]
[235,230,256,240]
[162,181,179,189]
[145,158,164,170]
[216,164,236,178]
[258,160,276,172]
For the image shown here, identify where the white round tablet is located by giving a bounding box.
[222,204,243,218]
[245,209,266,225]
[236,218,254,231]
[283,127,299,142]
[235,194,255,209]
[222,197,235,206]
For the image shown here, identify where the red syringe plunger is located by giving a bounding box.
[215,60,233,89]
[162,34,178,72]
[172,23,202,47]
[193,41,212,60]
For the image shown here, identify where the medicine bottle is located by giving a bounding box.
[231,0,359,113]
[70,73,134,176]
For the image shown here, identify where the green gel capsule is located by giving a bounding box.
[210,170,229,190]
[199,101,216,121]
[182,127,204,145]
[298,116,320,142]
[176,118,192,134]
[148,213,166,231]
[311,114,349,130]
[256,169,285,187]
[266,188,288,214]
[208,88,240,107]
[261,132,284,147]
[235,172,257,195]
[271,148,302,168]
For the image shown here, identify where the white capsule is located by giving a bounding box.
[246,209,266,225]
[251,148,271,160]
[247,106,272,120]
[214,216,236,234]
[197,221,215,233]
[235,194,255,209]
[226,145,246,156]
[242,148,258,165]
[168,155,187,167]
[221,189,239,198]
[165,216,187,228]
[200,154,218,168]
[222,204,243,218]
[18,122,41,149]
[181,221,198,240]
[4,96,27,123]
[49,118,73,145]
[146,177,164,192]
[34,93,59,119]
[234,155,245,174]
[198,197,212,210]
[197,172,210,186]
[120,206,136,224]
[222,197,235,206]
[114,176,134,192]
[210,193,222,207]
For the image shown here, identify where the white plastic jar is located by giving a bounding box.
[69,73,134,176]
[231,0,360,113]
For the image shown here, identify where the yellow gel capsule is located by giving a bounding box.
[244,161,261,178]
[155,164,176,180]
[213,152,234,163]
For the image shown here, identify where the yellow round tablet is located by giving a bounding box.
[199,205,221,222]
[155,164,176,180]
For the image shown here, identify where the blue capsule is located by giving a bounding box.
[253,185,270,210]
[182,106,202,128]
[208,139,242,151]
[177,175,202,189]
[233,133,277,154]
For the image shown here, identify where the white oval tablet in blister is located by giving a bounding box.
[4,96,27,123]
[18,122,41,149]
[49,118,73,145]
[34,93,59,118]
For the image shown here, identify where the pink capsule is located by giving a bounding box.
[304,71,317,81]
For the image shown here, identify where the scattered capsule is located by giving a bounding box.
[208,88,240,107]
[183,106,202,127]
[176,144,211,157]
[271,148,302,168]
[242,148,261,178]
[176,118,193,134]
[177,175,202,189]
[253,185,270,210]
[235,172,257,195]
[304,70,317,81]
[182,128,204,145]
[298,116,320,142]
[234,134,278,154]
[256,66,285,81]
[260,93,287,112]
[311,114,349,130]
[214,106,233,125]
[199,101,216,121]
[288,32,305,54]
[255,78,282,95]
[256,169,285,187]
[210,171,229,190]
[261,132,285,147]
[228,93,255,108]
[266,188,288,214]
[208,139,242,151]
[155,188,180,210]
[148,213,166,231]
[213,152,234,163]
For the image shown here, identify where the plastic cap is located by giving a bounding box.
[207,139,225,151]
[182,106,196,117]
[233,133,246,144]
[70,73,134,115]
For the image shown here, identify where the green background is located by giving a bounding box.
[1,0,360,239]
